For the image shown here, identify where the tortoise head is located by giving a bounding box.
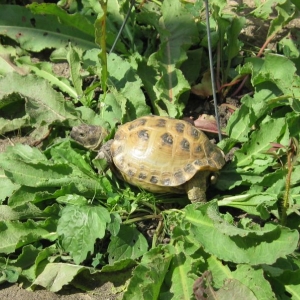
[70,124,108,150]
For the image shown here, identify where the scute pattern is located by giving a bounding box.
[110,115,225,193]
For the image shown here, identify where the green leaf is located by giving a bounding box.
[185,202,299,265]
[108,225,148,264]
[232,265,276,300]
[137,0,199,117]
[0,73,78,126]
[0,169,19,202]
[57,205,110,264]
[66,45,84,99]
[8,186,57,207]
[0,203,45,221]
[235,118,286,167]
[0,219,57,254]
[123,246,173,300]
[215,278,257,300]
[31,263,87,292]
[0,144,106,197]
[162,241,195,300]
[28,3,95,37]
[205,255,232,288]
[267,1,297,38]
[0,260,21,284]
[251,0,287,19]
[225,17,245,61]
[0,5,96,51]
[105,53,151,123]
[218,194,276,219]
[16,56,77,99]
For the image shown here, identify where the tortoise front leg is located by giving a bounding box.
[185,171,210,203]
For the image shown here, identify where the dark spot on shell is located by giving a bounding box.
[139,173,147,180]
[184,164,196,173]
[161,133,173,145]
[174,170,186,184]
[194,159,204,166]
[127,169,135,177]
[114,145,123,155]
[191,128,200,139]
[138,129,149,141]
[195,145,202,153]
[180,138,190,151]
[162,178,171,186]
[150,176,158,184]
[176,122,185,133]
[115,157,125,168]
[128,118,147,130]
[156,118,167,127]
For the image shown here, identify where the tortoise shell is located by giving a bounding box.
[109,115,225,194]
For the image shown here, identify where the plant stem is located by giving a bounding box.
[98,0,108,97]
[281,144,294,226]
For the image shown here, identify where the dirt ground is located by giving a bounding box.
[1,0,299,299]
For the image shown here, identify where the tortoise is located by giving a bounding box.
[70,115,225,203]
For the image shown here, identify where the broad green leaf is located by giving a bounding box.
[185,202,299,265]
[162,241,195,300]
[28,3,95,36]
[226,102,253,141]
[0,260,21,283]
[218,194,275,219]
[291,0,300,10]
[232,265,276,300]
[0,5,96,51]
[0,144,106,196]
[123,246,173,300]
[0,170,19,202]
[57,205,110,264]
[107,225,148,264]
[0,203,44,221]
[265,267,300,299]
[251,54,296,94]
[0,93,30,134]
[16,56,77,99]
[8,186,57,207]
[205,255,232,288]
[66,45,84,99]
[13,244,41,269]
[251,0,287,19]
[278,30,300,59]
[216,163,266,191]
[101,258,136,272]
[0,73,78,126]
[267,1,297,38]
[105,53,150,123]
[107,212,122,237]
[215,279,257,300]
[0,219,57,254]
[0,45,21,75]
[225,16,245,61]
[235,118,286,167]
[138,0,198,117]
[49,141,96,175]
[56,194,89,206]
[31,263,87,292]
[158,0,199,66]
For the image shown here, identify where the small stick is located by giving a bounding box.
[204,0,222,141]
